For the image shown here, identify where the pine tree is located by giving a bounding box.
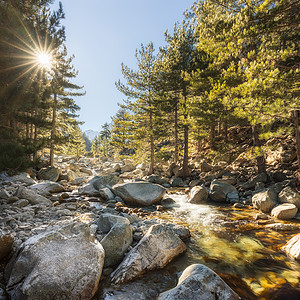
[116,42,160,174]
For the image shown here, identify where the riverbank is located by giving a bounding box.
[1,154,300,299]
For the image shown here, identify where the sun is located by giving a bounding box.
[37,52,52,69]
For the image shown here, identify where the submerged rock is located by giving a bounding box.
[282,233,300,260]
[112,182,166,206]
[111,224,186,284]
[158,264,240,300]
[5,222,105,300]
[265,223,300,231]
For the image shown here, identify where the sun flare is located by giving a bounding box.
[37,52,52,68]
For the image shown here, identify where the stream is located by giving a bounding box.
[98,190,300,300]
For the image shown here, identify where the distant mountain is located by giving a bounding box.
[84,130,99,141]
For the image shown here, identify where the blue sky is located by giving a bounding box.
[51,0,195,131]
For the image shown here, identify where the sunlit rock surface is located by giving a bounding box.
[279,187,300,209]
[112,182,166,206]
[188,186,208,204]
[158,264,240,300]
[282,233,300,260]
[5,222,104,300]
[111,224,186,284]
[252,188,277,213]
[271,203,298,220]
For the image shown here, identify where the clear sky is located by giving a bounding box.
[51,0,195,131]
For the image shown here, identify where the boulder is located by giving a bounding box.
[158,264,240,300]
[271,203,298,220]
[92,175,120,190]
[0,232,14,261]
[112,182,166,206]
[278,187,300,209]
[11,172,36,185]
[146,175,169,186]
[111,225,186,284]
[80,167,93,176]
[282,233,300,260]
[97,213,130,233]
[171,177,185,187]
[5,222,105,300]
[121,163,135,173]
[252,188,277,213]
[12,199,29,208]
[0,190,10,200]
[100,223,133,267]
[99,188,115,201]
[15,186,52,206]
[241,173,268,189]
[37,166,60,182]
[69,162,81,172]
[79,175,119,196]
[30,182,65,194]
[188,186,208,204]
[66,170,78,182]
[209,180,238,202]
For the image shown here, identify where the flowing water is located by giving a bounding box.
[98,191,300,299]
[158,191,300,299]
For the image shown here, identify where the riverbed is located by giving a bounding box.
[98,190,300,299]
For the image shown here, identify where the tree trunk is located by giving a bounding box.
[293,110,300,173]
[224,121,228,143]
[50,91,57,167]
[26,112,30,139]
[148,110,154,175]
[182,90,189,178]
[252,124,266,174]
[182,124,189,177]
[174,102,179,163]
[197,128,201,153]
[209,123,215,149]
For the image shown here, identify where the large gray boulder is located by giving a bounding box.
[158,264,240,300]
[30,182,65,194]
[188,186,208,204]
[112,182,166,206]
[97,213,130,233]
[278,187,300,209]
[282,233,300,260]
[15,186,52,206]
[252,188,277,213]
[79,175,120,196]
[271,203,298,220]
[111,225,186,284]
[37,166,60,182]
[101,223,133,267]
[11,172,36,185]
[5,222,105,300]
[209,180,238,202]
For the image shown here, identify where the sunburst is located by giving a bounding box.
[0,6,57,91]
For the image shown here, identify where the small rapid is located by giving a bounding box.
[160,191,300,299]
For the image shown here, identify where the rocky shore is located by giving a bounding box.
[1,145,300,299]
